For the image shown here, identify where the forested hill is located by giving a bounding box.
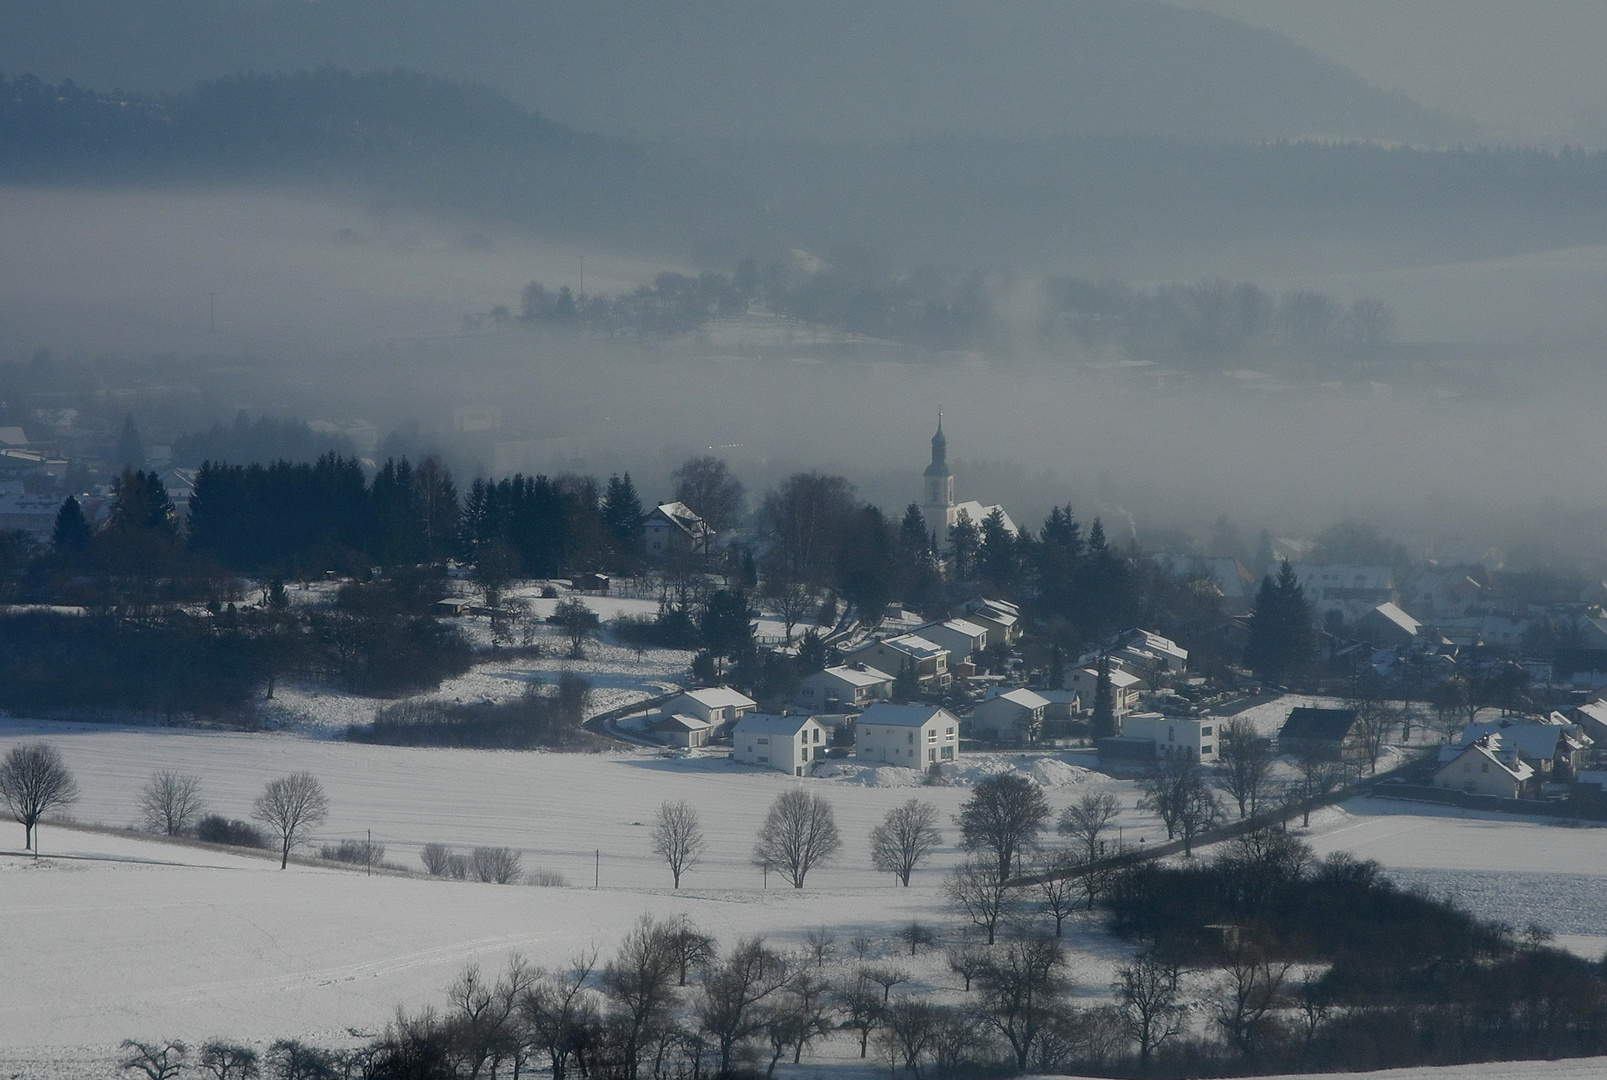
[6,70,1607,269]
[0,0,1468,146]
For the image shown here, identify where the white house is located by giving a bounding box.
[915,618,992,663]
[1289,563,1396,621]
[855,704,960,767]
[1433,734,1534,798]
[1121,713,1218,762]
[968,688,1049,745]
[954,598,1022,646]
[732,713,829,776]
[661,687,756,736]
[794,664,895,712]
[643,502,713,559]
[842,634,950,690]
[1063,665,1142,714]
[1083,628,1188,676]
[651,713,714,749]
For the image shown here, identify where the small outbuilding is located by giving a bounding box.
[652,713,714,749]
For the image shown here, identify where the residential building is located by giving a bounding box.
[661,687,756,736]
[855,703,960,767]
[1081,628,1188,676]
[1448,716,1592,785]
[916,618,991,663]
[652,713,714,749]
[1162,555,1257,616]
[643,502,713,559]
[794,664,895,712]
[1433,734,1534,798]
[1289,563,1396,621]
[954,597,1022,646]
[1038,690,1082,723]
[1277,707,1360,759]
[968,688,1049,745]
[1121,712,1218,761]
[842,634,950,689]
[1353,602,1421,647]
[732,713,829,775]
[1062,665,1142,714]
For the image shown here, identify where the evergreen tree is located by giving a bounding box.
[948,509,980,581]
[797,628,827,673]
[893,659,921,703]
[898,503,929,554]
[1244,561,1316,684]
[51,496,93,553]
[107,469,177,537]
[601,473,645,571]
[1092,654,1117,739]
[978,508,1018,593]
[700,589,756,675]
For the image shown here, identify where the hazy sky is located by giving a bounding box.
[1191,1,1607,146]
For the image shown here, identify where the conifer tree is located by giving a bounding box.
[1092,654,1117,739]
[51,496,93,553]
[1244,560,1316,683]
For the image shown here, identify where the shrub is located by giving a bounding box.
[420,842,455,876]
[319,838,384,866]
[194,815,267,849]
[526,868,566,887]
[471,845,523,884]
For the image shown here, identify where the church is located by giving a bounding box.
[921,416,1017,545]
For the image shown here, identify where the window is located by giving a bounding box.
[908,733,915,744]
[813,729,821,743]
[758,755,768,763]
[928,729,937,741]
[946,727,955,737]
[941,745,954,760]
[1201,726,1212,736]
[1201,744,1213,756]
[757,737,769,745]
[929,748,936,762]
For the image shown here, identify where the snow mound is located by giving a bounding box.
[813,762,928,787]
[947,753,1096,788]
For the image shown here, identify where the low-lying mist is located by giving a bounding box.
[7,185,1607,570]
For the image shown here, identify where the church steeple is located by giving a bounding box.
[922,413,954,518]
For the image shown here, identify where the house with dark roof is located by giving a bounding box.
[1277,706,1360,758]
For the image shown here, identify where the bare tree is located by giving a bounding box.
[946,944,988,992]
[602,915,682,1080]
[1293,751,1353,827]
[801,926,837,969]
[697,936,792,1075]
[1215,718,1275,819]
[860,964,911,1002]
[471,845,524,883]
[1115,954,1187,1071]
[1032,851,1082,936]
[753,788,842,888]
[1057,791,1121,862]
[119,1040,188,1080]
[0,741,79,852]
[976,934,1070,1071]
[895,920,938,956]
[520,950,600,1080]
[1346,695,1398,773]
[762,573,818,647]
[668,917,717,986]
[944,856,1014,945]
[199,1041,259,1080]
[252,771,329,869]
[1138,755,1220,855]
[834,974,884,1058]
[1211,940,1291,1063]
[138,771,205,836]
[650,799,706,888]
[877,997,939,1075]
[673,455,746,535]
[420,842,456,876]
[869,798,943,886]
[551,596,599,660]
[956,772,1050,880]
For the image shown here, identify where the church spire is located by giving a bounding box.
[928,413,947,473]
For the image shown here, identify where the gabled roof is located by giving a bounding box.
[0,426,28,447]
[1363,602,1421,638]
[1279,707,1359,744]
[857,704,955,728]
[676,686,756,709]
[734,712,822,736]
[1455,719,1592,761]
[928,617,990,640]
[654,713,713,733]
[987,688,1050,710]
[1437,738,1534,783]
[647,502,713,538]
[851,634,947,661]
[1076,666,1142,689]
[817,664,895,687]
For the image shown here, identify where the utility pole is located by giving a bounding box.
[367,829,372,877]
[208,292,217,333]
[595,848,600,889]
[578,255,585,298]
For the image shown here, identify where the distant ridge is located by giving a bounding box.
[0,0,1471,146]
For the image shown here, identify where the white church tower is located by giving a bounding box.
[922,414,955,533]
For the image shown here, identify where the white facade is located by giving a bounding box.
[1120,713,1218,761]
[1063,665,1142,714]
[733,713,829,776]
[920,419,1016,543]
[663,687,756,735]
[842,634,950,689]
[652,713,713,748]
[1433,736,1533,798]
[855,704,960,767]
[794,664,895,712]
[968,688,1049,745]
[916,618,991,662]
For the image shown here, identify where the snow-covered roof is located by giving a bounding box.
[1037,690,1081,706]
[1453,720,1591,761]
[936,617,990,639]
[852,634,947,661]
[1437,738,1534,783]
[818,664,895,687]
[953,502,1018,536]
[1078,666,1142,689]
[654,713,712,733]
[1366,602,1421,637]
[856,704,954,728]
[987,688,1050,710]
[648,502,712,538]
[676,686,756,709]
[0,426,27,447]
[733,712,821,737]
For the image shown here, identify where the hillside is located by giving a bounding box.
[0,0,1470,145]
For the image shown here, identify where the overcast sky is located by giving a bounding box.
[1190,0,1607,146]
